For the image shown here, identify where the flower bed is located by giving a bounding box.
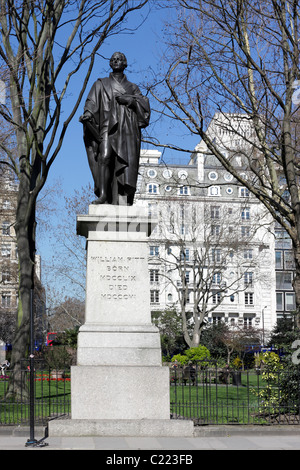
[35,373,70,382]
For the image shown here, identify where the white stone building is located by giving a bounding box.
[135,114,277,339]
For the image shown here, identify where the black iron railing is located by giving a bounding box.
[1,360,299,426]
[0,360,71,426]
[169,362,300,425]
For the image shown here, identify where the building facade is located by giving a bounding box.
[0,168,46,347]
[135,114,278,341]
[0,169,18,321]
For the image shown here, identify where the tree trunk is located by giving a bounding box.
[293,240,300,329]
[7,167,36,398]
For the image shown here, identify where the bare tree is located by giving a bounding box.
[150,197,272,347]
[148,0,300,326]
[0,0,149,393]
[47,296,85,332]
[43,184,94,301]
[221,324,262,367]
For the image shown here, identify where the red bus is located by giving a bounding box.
[46,332,58,346]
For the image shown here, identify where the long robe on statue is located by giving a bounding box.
[82,73,150,205]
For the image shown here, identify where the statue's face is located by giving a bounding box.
[110,52,127,72]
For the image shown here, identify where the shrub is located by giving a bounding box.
[184,345,210,363]
[251,351,283,415]
[44,346,72,370]
[171,354,188,366]
[171,345,210,365]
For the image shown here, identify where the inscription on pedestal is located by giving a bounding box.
[90,255,146,301]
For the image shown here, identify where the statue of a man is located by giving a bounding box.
[79,52,150,205]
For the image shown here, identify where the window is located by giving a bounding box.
[212,293,222,304]
[276,272,293,290]
[212,314,223,323]
[178,170,188,180]
[1,292,11,308]
[2,270,10,283]
[147,169,157,178]
[286,293,296,311]
[149,246,159,257]
[178,186,189,195]
[1,244,11,257]
[239,187,250,197]
[208,186,220,196]
[208,171,218,181]
[284,251,295,270]
[213,272,222,285]
[148,203,158,217]
[211,248,221,263]
[275,229,292,249]
[275,250,283,269]
[3,200,11,210]
[244,272,253,287]
[180,249,190,261]
[244,316,253,329]
[150,269,159,282]
[211,225,220,237]
[150,269,159,283]
[224,173,233,182]
[241,207,250,220]
[276,292,283,311]
[147,183,158,194]
[245,292,254,306]
[2,222,10,236]
[163,169,172,179]
[244,249,253,260]
[241,226,250,237]
[150,290,159,303]
[210,206,220,219]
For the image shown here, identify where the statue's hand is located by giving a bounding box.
[79,111,93,123]
[116,94,134,106]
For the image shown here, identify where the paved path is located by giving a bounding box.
[0,426,299,451]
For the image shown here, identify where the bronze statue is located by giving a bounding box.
[79,52,150,205]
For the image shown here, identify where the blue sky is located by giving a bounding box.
[37,5,200,298]
[44,5,198,200]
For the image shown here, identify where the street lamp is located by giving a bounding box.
[25,289,48,448]
[262,306,267,348]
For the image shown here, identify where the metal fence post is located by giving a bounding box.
[25,289,48,448]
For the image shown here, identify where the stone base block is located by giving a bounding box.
[48,419,194,437]
[71,365,170,420]
[77,324,162,366]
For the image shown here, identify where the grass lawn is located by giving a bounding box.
[0,373,71,425]
[170,372,273,424]
[0,369,295,426]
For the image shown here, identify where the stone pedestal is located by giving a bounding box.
[49,205,193,437]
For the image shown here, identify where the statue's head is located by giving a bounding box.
[109,52,127,72]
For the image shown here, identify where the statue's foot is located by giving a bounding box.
[92,195,107,204]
